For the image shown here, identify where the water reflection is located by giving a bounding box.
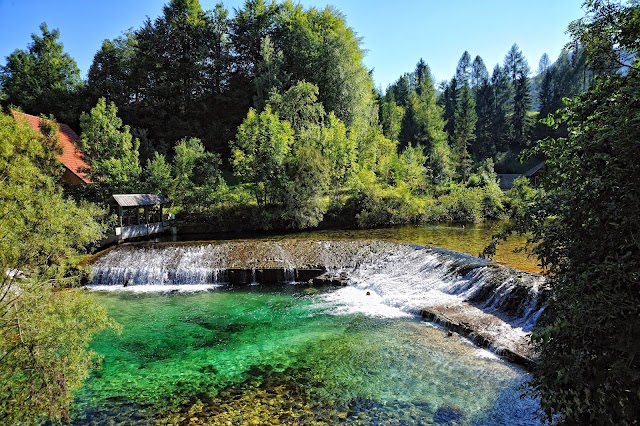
[169,223,540,273]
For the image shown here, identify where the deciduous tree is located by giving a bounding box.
[80,98,142,196]
[231,106,293,206]
[0,112,112,424]
[0,23,82,124]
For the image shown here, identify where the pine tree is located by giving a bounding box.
[471,55,489,97]
[474,77,494,160]
[441,77,458,146]
[455,51,472,86]
[490,65,510,153]
[415,58,428,94]
[535,53,555,140]
[503,43,529,85]
[398,63,446,153]
[452,84,476,180]
[511,72,532,149]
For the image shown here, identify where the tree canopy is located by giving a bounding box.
[0,23,82,125]
[485,1,640,423]
[0,111,112,423]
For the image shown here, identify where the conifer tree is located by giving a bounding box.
[398,63,446,153]
[455,51,472,86]
[441,77,458,146]
[474,77,495,159]
[415,58,428,94]
[471,55,489,96]
[490,65,510,153]
[452,84,476,180]
[511,72,532,149]
[503,43,529,85]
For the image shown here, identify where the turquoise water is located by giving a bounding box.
[73,286,540,425]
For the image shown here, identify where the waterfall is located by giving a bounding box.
[91,245,228,286]
[89,240,547,361]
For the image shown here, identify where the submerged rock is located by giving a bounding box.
[434,403,464,424]
[310,271,350,287]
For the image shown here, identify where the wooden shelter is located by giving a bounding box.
[109,194,170,242]
[498,161,546,190]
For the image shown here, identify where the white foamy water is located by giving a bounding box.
[315,250,472,317]
[309,248,545,355]
[317,286,412,318]
[89,241,546,357]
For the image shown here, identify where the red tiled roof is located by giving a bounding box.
[11,110,91,184]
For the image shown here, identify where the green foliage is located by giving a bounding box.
[489,65,511,156]
[86,31,139,118]
[379,98,404,141]
[568,0,640,73]
[428,139,454,185]
[452,84,476,180]
[506,176,539,219]
[232,106,293,207]
[144,152,173,196]
[172,138,224,214]
[392,145,428,193]
[267,81,325,134]
[525,67,640,425]
[83,0,376,157]
[0,23,82,124]
[511,72,532,149]
[353,171,425,228]
[80,98,142,196]
[394,63,448,153]
[487,4,640,422]
[281,145,329,229]
[316,112,357,194]
[254,36,288,110]
[429,186,503,223]
[473,157,500,187]
[276,2,377,128]
[473,70,494,161]
[0,112,113,423]
[534,47,594,141]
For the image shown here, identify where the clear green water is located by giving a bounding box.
[73,286,539,425]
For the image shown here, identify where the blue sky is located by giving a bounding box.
[0,0,585,89]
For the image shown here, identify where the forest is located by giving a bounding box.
[0,0,591,231]
[1,0,639,424]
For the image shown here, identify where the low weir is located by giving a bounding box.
[89,239,547,366]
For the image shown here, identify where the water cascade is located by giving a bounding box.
[89,240,547,364]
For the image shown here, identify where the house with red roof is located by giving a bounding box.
[11,110,91,185]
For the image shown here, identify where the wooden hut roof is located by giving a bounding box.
[109,194,168,207]
[524,161,546,177]
[11,110,91,184]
